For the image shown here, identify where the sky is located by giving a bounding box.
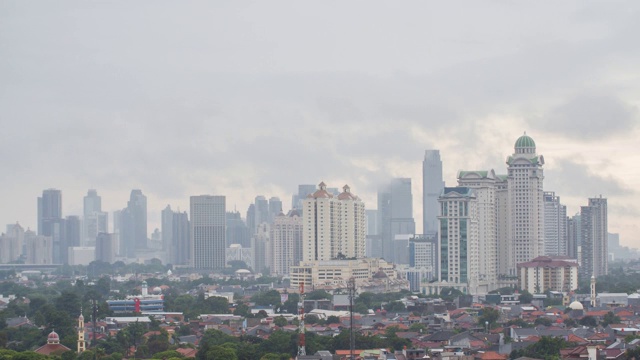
[2,1,640,248]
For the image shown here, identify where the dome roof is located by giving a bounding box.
[515,133,536,148]
[569,301,584,310]
[47,330,60,342]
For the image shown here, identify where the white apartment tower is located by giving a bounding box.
[302,182,366,261]
[270,210,303,275]
[457,170,498,291]
[505,133,545,276]
[580,197,608,279]
[543,192,568,256]
[190,195,226,269]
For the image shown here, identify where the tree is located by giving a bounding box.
[579,316,598,327]
[273,316,288,327]
[305,314,320,325]
[478,307,500,328]
[384,301,406,313]
[326,315,341,324]
[519,290,533,304]
[534,317,552,326]
[306,290,331,300]
[602,311,621,327]
[510,335,573,359]
[409,323,427,333]
[233,303,251,317]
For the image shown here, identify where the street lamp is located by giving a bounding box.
[485,321,489,333]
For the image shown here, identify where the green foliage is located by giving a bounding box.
[153,350,184,359]
[510,335,574,359]
[519,290,533,304]
[383,301,406,313]
[409,322,427,333]
[306,290,331,300]
[478,307,500,327]
[281,293,300,314]
[251,290,281,307]
[579,316,598,327]
[273,316,288,327]
[602,311,621,327]
[326,315,341,324]
[534,317,553,326]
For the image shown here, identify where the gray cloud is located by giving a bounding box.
[535,95,639,139]
[545,159,632,197]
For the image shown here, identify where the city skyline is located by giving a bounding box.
[2,2,640,248]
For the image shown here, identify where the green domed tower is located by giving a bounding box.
[514,132,536,154]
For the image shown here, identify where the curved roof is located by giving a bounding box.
[569,301,584,310]
[48,330,60,341]
[515,133,536,148]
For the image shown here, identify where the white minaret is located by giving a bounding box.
[77,310,86,353]
[141,280,148,296]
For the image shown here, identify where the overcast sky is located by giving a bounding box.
[2,1,640,247]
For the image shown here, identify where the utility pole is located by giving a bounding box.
[297,282,306,357]
[349,277,355,360]
[92,299,97,360]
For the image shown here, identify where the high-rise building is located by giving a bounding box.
[37,189,65,263]
[430,187,480,295]
[270,210,303,275]
[120,190,147,257]
[505,133,544,276]
[268,197,283,223]
[423,150,444,234]
[377,178,416,264]
[302,182,366,261]
[457,170,499,290]
[517,256,579,294]
[543,192,568,256]
[64,215,82,263]
[252,223,270,273]
[83,190,108,246]
[171,211,190,265]
[365,209,382,258]
[0,223,24,264]
[567,214,580,260]
[407,233,438,292]
[226,211,250,248]
[580,197,608,279]
[190,195,226,269]
[25,230,53,264]
[95,233,114,263]
[161,205,173,257]
[292,184,317,210]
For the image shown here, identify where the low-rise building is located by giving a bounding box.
[517,256,578,294]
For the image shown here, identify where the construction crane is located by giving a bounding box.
[297,282,306,356]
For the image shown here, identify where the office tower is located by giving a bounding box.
[423,150,444,234]
[434,187,480,294]
[406,233,438,291]
[292,184,317,210]
[580,197,608,279]
[37,189,65,263]
[377,178,416,263]
[112,210,122,256]
[458,170,499,290]
[567,214,580,260]
[252,223,270,273]
[270,210,303,275]
[68,247,95,266]
[190,195,226,269]
[161,205,173,254]
[543,192,568,256]
[254,196,269,227]
[302,182,366,261]
[25,230,53,264]
[171,211,190,265]
[63,215,82,255]
[38,189,62,236]
[226,211,250,248]
[95,233,114,263]
[246,204,255,235]
[120,190,147,257]
[83,190,108,245]
[365,209,382,258]
[268,197,283,223]
[506,133,544,276]
[1,223,25,263]
[83,190,101,216]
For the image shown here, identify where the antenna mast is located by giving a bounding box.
[297,282,306,356]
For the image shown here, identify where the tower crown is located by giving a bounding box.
[514,132,536,154]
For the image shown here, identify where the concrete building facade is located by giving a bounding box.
[190,195,226,269]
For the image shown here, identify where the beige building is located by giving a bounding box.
[302,182,366,261]
[517,256,578,294]
[290,258,408,293]
[25,230,53,264]
[270,210,303,275]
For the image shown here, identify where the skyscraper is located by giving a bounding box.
[161,205,173,256]
[567,214,580,260]
[0,223,24,264]
[423,150,444,234]
[433,187,480,294]
[226,211,250,248]
[37,189,65,263]
[83,190,108,246]
[25,230,53,264]
[580,197,608,279]
[268,197,283,223]
[95,233,114,263]
[506,133,544,276]
[292,184,317,210]
[120,189,147,257]
[377,178,416,263]
[457,170,499,291]
[302,182,366,261]
[270,210,303,275]
[190,195,226,269]
[543,192,568,256]
[171,211,190,265]
[64,215,82,263]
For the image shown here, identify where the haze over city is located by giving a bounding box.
[2,1,640,248]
